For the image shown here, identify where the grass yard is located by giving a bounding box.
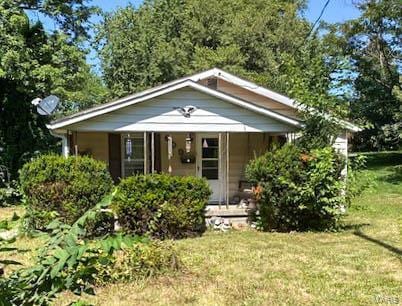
[1,155,401,305]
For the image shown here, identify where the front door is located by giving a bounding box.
[197,134,221,203]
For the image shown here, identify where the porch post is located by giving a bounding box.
[218,133,222,208]
[226,132,229,208]
[62,134,69,157]
[151,132,155,173]
[143,132,147,174]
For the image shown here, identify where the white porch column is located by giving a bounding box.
[226,132,230,208]
[62,135,69,157]
[151,132,155,173]
[143,132,147,174]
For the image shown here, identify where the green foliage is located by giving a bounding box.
[19,154,113,229]
[338,0,401,151]
[0,1,107,179]
[346,154,372,203]
[246,144,346,231]
[0,181,21,207]
[0,193,179,305]
[95,240,179,285]
[97,0,321,98]
[113,174,211,239]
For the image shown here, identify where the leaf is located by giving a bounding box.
[0,259,22,265]
[50,252,70,279]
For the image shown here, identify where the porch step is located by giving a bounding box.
[205,207,248,217]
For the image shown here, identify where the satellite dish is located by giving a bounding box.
[31,95,60,115]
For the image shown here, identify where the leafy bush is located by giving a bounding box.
[0,194,178,305]
[0,181,21,207]
[112,174,211,239]
[246,144,346,231]
[19,154,113,229]
[345,154,372,203]
[95,240,179,285]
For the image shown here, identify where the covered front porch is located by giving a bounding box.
[66,131,290,206]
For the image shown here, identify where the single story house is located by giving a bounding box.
[47,68,360,216]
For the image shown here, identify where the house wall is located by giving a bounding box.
[158,132,270,200]
[227,133,270,198]
[71,131,273,202]
[197,78,299,119]
[75,132,109,164]
[159,132,197,177]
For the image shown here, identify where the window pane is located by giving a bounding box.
[124,160,144,176]
[202,160,218,179]
[202,160,218,168]
[124,137,144,159]
[202,169,218,180]
[202,148,218,158]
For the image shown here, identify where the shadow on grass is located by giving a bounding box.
[379,165,402,185]
[340,223,370,231]
[353,230,402,257]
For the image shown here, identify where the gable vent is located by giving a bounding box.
[205,77,217,90]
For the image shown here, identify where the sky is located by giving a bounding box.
[29,0,361,70]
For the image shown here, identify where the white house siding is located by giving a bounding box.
[210,79,299,119]
[333,132,348,157]
[67,88,296,133]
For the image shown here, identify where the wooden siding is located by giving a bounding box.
[68,88,296,133]
[213,79,299,119]
[75,132,109,164]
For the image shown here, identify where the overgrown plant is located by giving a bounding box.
[0,191,179,306]
[0,193,128,305]
[246,144,346,231]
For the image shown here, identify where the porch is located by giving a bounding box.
[67,131,289,208]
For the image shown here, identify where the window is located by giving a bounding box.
[201,138,219,180]
[122,136,144,176]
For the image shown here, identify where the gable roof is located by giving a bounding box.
[48,68,360,132]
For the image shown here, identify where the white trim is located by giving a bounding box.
[48,80,301,130]
[49,130,69,157]
[226,132,229,208]
[151,132,155,173]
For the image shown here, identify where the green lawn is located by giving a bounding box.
[1,157,401,305]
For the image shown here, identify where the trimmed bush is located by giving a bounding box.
[112,174,211,239]
[19,154,113,229]
[246,144,346,231]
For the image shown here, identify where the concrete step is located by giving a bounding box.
[205,207,248,217]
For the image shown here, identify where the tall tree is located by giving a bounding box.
[97,0,320,98]
[340,0,401,151]
[0,0,105,177]
[97,0,350,150]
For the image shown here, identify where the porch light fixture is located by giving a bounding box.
[185,133,193,153]
[203,138,208,148]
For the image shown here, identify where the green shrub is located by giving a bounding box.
[112,174,211,239]
[19,154,113,229]
[0,181,21,207]
[246,144,346,231]
[95,240,179,285]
